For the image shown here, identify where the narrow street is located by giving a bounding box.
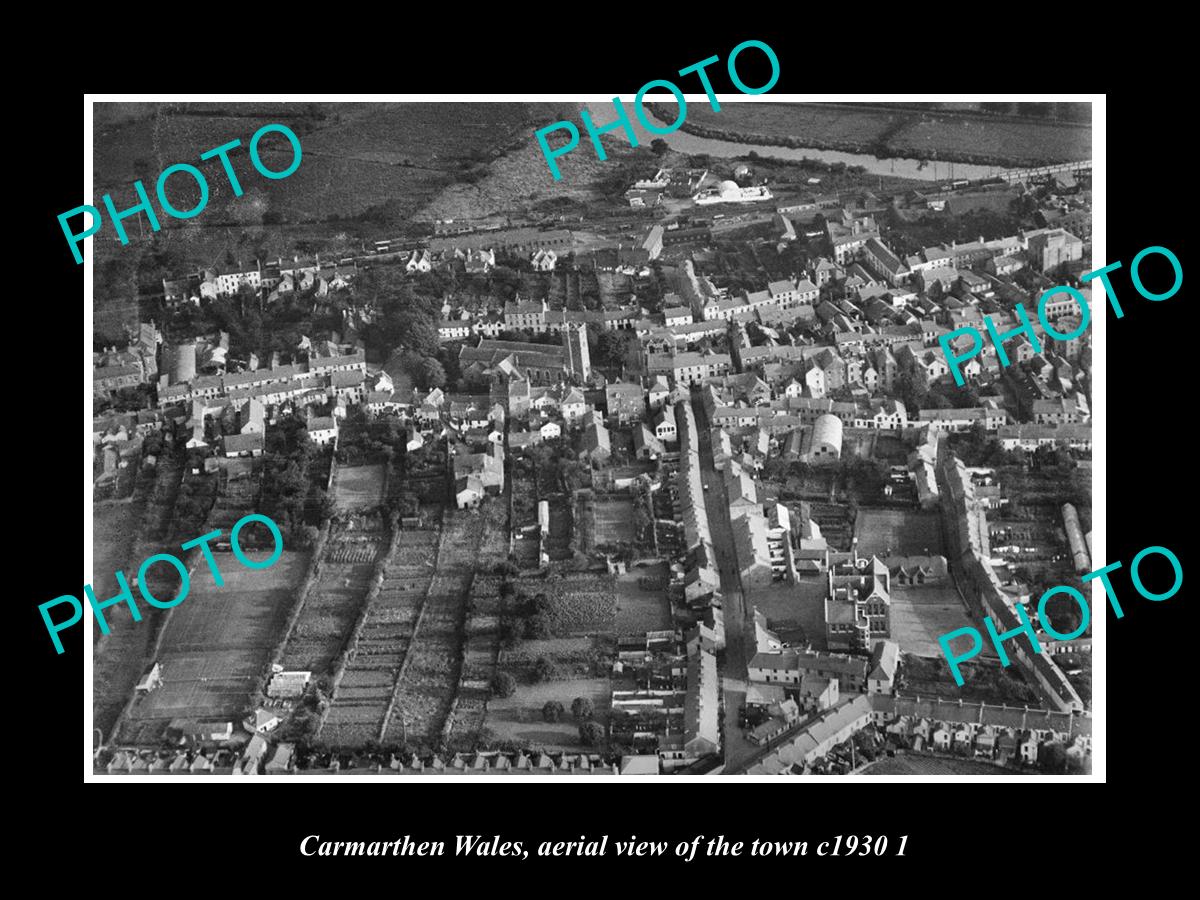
[691,390,760,772]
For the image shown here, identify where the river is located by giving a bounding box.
[582,102,1000,183]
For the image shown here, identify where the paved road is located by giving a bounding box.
[691,390,761,772]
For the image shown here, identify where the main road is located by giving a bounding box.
[690,389,761,773]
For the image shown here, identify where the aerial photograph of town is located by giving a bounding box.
[89,98,1094,777]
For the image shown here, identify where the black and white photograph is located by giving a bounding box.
[80,96,1104,781]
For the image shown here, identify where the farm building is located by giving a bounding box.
[267,670,312,699]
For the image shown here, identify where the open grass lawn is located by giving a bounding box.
[486,676,611,751]
[332,463,387,511]
[854,507,944,558]
[888,584,974,658]
[592,497,635,545]
[614,567,671,634]
[126,549,309,724]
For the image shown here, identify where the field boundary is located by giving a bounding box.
[318,525,400,735]
[253,520,331,703]
[377,522,443,742]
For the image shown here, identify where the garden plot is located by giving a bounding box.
[517,573,616,635]
[280,528,384,677]
[446,503,511,746]
[320,527,440,746]
[383,509,485,747]
[332,463,388,512]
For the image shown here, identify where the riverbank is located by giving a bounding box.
[645,102,1090,170]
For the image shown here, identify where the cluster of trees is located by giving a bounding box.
[334,407,407,466]
[498,586,553,646]
[1038,740,1087,773]
[544,697,603,751]
[592,330,639,373]
[262,415,325,540]
[949,423,1025,468]
[277,684,330,743]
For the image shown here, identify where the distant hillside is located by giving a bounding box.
[90,102,573,335]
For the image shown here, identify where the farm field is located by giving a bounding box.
[888,584,974,658]
[93,103,558,232]
[121,549,309,742]
[854,507,944,558]
[91,101,577,331]
[614,567,671,634]
[673,103,1090,166]
[861,754,1020,776]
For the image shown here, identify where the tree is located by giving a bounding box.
[417,356,446,390]
[650,138,669,156]
[542,700,564,723]
[532,656,557,683]
[1039,740,1068,772]
[490,671,517,698]
[571,697,594,721]
[578,721,605,747]
[524,612,551,640]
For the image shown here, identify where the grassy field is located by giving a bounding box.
[613,567,671,634]
[672,103,1091,166]
[592,497,636,545]
[486,670,611,750]
[861,754,1019,776]
[124,548,309,734]
[888,585,974,658]
[332,463,387,512]
[854,508,944,558]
